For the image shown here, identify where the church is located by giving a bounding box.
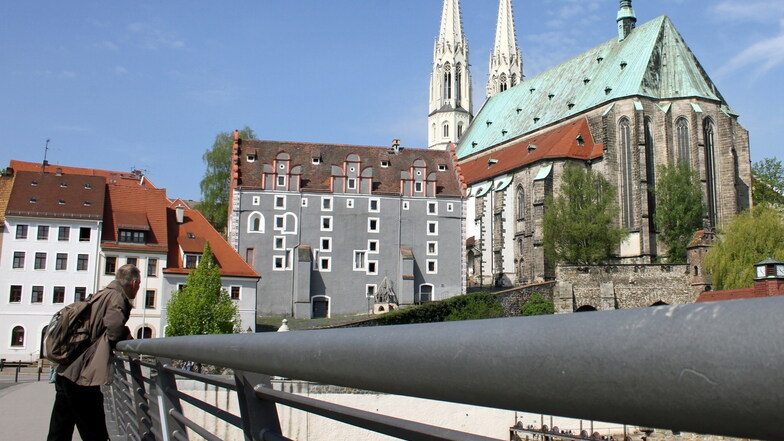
[430,0,753,286]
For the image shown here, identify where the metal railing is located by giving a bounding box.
[111,296,784,441]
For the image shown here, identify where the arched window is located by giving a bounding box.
[443,63,452,100]
[676,117,690,164]
[418,284,434,304]
[283,212,298,234]
[136,326,153,339]
[457,123,463,139]
[11,326,24,347]
[516,186,525,220]
[619,117,635,229]
[499,73,508,92]
[247,212,264,233]
[455,64,462,107]
[704,118,718,227]
[443,123,449,138]
[511,73,517,87]
[312,296,330,319]
[645,118,656,231]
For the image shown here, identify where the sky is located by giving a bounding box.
[1,0,782,201]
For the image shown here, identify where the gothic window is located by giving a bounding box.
[676,117,690,164]
[457,123,463,139]
[704,118,718,227]
[443,63,452,99]
[443,123,449,138]
[516,186,525,220]
[248,212,264,233]
[645,118,657,231]
[455,64,462,107]
[511,73,517,87]
[619,117,635,229]
[499,73,508,92]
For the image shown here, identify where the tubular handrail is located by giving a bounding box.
[116,296,784,440]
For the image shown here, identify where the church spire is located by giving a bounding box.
[617,0,637,41]
[487,0,523,98]
[428,0,473,150]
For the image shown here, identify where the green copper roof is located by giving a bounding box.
[457,16,729,159]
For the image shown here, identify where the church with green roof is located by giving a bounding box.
[448,1,752,287]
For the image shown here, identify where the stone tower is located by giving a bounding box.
[617,0,637,41]
[428,0,473,150]
[486,0,523,98]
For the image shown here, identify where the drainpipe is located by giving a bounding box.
[93,220,102,293]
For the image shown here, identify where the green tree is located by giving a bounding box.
[520,293,555,316]
[752,157,784,207]
[196,126,256,234]
[653,162,705,263]
[703,205,784,290]
[543,164,628,265]
[166,243,241,336]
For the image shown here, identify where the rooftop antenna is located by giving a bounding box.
[42,139,51,170]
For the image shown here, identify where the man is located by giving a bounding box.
[47,264,140,441]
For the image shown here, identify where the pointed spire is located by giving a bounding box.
[438,0,465,47]
[617,0,637,41]
[487,0,523,98]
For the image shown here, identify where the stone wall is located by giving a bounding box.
[494,281,556,316]
[554,264,695,313]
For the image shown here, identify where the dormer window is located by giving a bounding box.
[84,183,92,189]
[246,154,256,162]
[60,182,68,188]
[438,164,447,171]
[29,197,37,203]
[31,180,38,186]
[184,253,201,269]
[119,229,146,244]
[58,199,66,205]
[381,160,389,168]
[84,201,92,206]
[187,232,196,239]
[576,134,585,146]
[312,157,321,165]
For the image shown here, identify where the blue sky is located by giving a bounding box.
[2,0,782,201]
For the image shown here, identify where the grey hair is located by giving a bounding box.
[116,264,141,288]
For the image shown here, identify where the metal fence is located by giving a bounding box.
[111,296,784,441]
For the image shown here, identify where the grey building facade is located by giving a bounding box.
[228,136,466,319]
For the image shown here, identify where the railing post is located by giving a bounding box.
[234,370,283,441]
[128,358,153,440]
[155,358,188,441]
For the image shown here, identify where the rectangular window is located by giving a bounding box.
[56,253,68,270]
[312,157,321,165]
[367,261,378,275]
[38,225,49,240]
[368,198,380,212]
[274,195,286,209]
[34,252,47,270]
[415,182,423,193]
[447,203,454,212]
[274,236,285,250]
[15,224,28,239]
[74,287,87,302]
[147,258,158,277]
[347,178,356,190]
[427,221,438,236]
[58,226,70,241]
[321,197,333,211]
[368,218,379,233]
[274,215,284,231]
[105,256,117,275]
[145,290,155,309]
[245,248,255,266]
[53,286,65,303]
[320,237,332,252]
[252,196,260,206]
[273,256,285,270]
[32,286,44,303]
[438,164,447,171]
[427,201,438,215]
[13,251,25,269]
[79,227,91,241]
[126,257,138,266]
[184,254,199,269]
[366,284,377,298]
[380,160,389,168]
[9,285,22,303]
[276,175,286,188]
[368,239,379,253]
[353,251,366,271]
[346,199,354,208]
[426,259,438,274]
[319,256,331,272]
[427,241,438,255]
[321,216,333,231]
[230,286,241,300]
[119,230,146,243]
[77,254,89,271]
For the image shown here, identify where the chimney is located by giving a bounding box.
[175,204,185,224]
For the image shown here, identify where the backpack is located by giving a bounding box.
[43,290,105,365]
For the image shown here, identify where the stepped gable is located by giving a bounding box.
[164,199,259,278]
[236,140,463,197]
[6,170,105,219]
[459,118,603,184]
[10,160,157,189]
[458,15,727,159]
[101,185,168,251]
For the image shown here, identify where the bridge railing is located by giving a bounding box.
[111,296,784,441]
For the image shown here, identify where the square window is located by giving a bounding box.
[427,241,438,255]
[273,256,286,271]
[9,285,22,303]
[347,178,356,190]
[246,154,256,162]
[34,252,47,270]
[56,253,68,270]
[320,237,332,252]
[184,254,199,269]
[427,201,438,215]
[53,286,65,303]
[346,199,354,208]
[274,215,285,230]
[145,290,156,309]
[321,216,333,231]
[368,240,379,253]
[230,286,241,300]
[275,195,286,209]
[427,221,438,235]
[147,258,158,277]
[381,160,389,168]
[79,227,91,241]
[312,157,321,165]
[58,226,70,241]
[12,251,25,269]
[321,197,333,211]
[74,287,87,302]
[447,203,454,212]
[366,284,377,298]
[368,218,379,233]
[426,259,438,274]
[126,257,137,266]
[319,256,331,272]
[15,224,28,239]
[438,164,447,171]
[77,254,89,271]
[38,225,49,240]
[32,286,44,303]
[252,196,261,206]
[368,198,380,212]
[402,201,409,210]
[353,250,366,271]
[367,261,378,275]
[274,236,285,250]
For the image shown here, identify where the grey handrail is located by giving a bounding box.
[118,296,784,440]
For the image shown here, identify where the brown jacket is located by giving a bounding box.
[57,280,133,386]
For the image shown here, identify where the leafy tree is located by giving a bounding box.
[752,157,784,207]
[196,126,256,234]
[653,162,704,263]
[543,164,628,265]
[703,205,784,290]
[166,243,241,336]
[520,293,555,316]
[444,293,504,321]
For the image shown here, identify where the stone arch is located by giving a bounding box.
[575,305,598,312]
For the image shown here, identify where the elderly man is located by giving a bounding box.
[47,264,140,441]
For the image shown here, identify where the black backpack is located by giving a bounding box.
[43,290,105,365]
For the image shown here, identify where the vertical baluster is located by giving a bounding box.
[234,370,283,441]
[155,358,188,441]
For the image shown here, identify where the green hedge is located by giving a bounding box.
[376,292,503,325]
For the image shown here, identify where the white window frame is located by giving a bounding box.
[438,164,447,171]
[230,286,241,301]
[427,221,438,236]
[368,198,380,212]
[347,178,356,190]
[427,201,438,215]
[273,215,285,231]
[320,237,332,252]
[415,182,423,193]
[276,175,286,188]
[368,217,380,233]
[427,241,438,256]
[367,260,378,275]
[366,284,377,298]
[447,202,454,212]
[274,195,286,210]
[252,196,261,206]
[321,197,333,211]
[273,236,285,251]
[353,250,367,271]
[282,213,297,234]
[402,201,410,210]
[380,160,389,168]
[301,198,308,207]
[273,256,286,271]
[321,216,333,232]
[346,199,354,208]
[367,239,379,254]
[318,256,332,272]
[426,259,438,274]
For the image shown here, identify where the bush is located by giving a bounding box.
[520,293,555,316]
[375,292,503,325]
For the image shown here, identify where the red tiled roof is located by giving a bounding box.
[0,174,16,223]
[696,288,759,303]
[459,118,603,184]
[164,199,259,279]
[101,186,168,251]
[6,171,106,219]
[9,160,156,189]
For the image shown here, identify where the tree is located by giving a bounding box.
[752,157,784,207]
[703,205,784,290]
[543,164,628,265]
[166,243,241,336]
[196,126,256,234]
[653,162,705,263]
[520,293,555,316]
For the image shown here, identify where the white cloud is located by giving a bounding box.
[58,71,76,79]
[127,22,185,50]
[714,1,784,21]
[115,66,128,75]
[95,40,119,51]
[717,24,784,79]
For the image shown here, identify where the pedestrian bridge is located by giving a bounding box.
[108,296,784,441]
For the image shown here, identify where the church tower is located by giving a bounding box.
[487,0,523,98]
[428,0,472,150]
[617,0,637,41]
